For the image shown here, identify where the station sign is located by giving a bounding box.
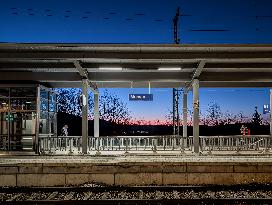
[129,94,153,101]
[263,104,270,114]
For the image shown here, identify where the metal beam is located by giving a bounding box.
[2,71,272,82]
[1,58,272,64]
[1,51,272,60]
[74,61,88,78]
[41,81,272,88]
[73,61,98,93]
[192,60,206,79]
[185,60,206,92]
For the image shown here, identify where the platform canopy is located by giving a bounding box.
[0,43,272,88]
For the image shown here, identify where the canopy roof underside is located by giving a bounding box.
[0,43,272,88]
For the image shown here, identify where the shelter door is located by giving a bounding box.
[0,112,9,150]
[0,112,35,151]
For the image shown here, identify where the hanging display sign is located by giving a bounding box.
[129,94,153,101]
[263,104,270,114]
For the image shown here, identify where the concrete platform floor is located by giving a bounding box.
[1,154,272,164]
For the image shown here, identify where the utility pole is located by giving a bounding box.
[172,7,182,135]
[173,6,180,44]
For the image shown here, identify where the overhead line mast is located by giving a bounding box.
[172,7,182,135]
[173,6,180,44]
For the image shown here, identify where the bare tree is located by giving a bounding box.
[99,90,131,124]
[251,106,262,126]
[206,102,222,126]
[221,110,236,125]
[57,89,131,124]
[57,88,94,117]
[235,111,248,124]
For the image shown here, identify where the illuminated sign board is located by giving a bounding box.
[263,104,270,114]
[129,94,153,101]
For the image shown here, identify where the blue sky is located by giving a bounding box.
[1,0,272,43]
[103,88,270,122]
[1,0,272,122]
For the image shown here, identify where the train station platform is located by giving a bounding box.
[1,155,272,187]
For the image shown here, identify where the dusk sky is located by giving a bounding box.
[1,0,272,122]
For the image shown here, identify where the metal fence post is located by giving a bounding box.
[95,137,101,155]
[153,138,157,153]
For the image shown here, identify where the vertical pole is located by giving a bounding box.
[35,86,41,154]
[94,92,99,138]
[94,92,101,155]
[193,79,200,154]
[270,89,272,136]
[82,79,89,154]
[177,90,179,135]
[173,88,176,135]
[183,90,188,138]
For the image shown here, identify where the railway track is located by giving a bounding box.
[0,184,272,204]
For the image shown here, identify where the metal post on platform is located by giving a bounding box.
[94,93,99,138]
[270,89,272,136]
[193,79,200,154]
[82,79,89,154]
[94,92,101,155]
[182,90,188,151]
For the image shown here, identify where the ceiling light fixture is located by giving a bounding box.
[99,67,122,71]
[158,67,181,71]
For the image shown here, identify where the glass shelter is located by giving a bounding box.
[0,85,57,152]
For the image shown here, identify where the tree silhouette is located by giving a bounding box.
[235,111,248,124]
[57,88,131,124]
[99,89,131,124]
[206,102,222,126]
[57,88,94,117]
[252,106,262,126]
[165,109,183,126]
[221,110,235,125]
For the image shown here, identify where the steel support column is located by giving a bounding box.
[82,79,89,154]
[183,90,188,138]
[193,79,200,153]
[270,89,272,136]
[35,86,41,154]
[94,92,99,138]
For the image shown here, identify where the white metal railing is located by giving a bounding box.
[88,135,190,153]
[200,135,272,153]
[39,134,82,154]
[38,135,272,155]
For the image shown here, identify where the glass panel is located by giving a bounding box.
[39,112,49,134]
[10,88,36,97]
[25,99,36,110]
[49,112,56,134]
[0,87,38,151]
[9,113,23,150]
[0,99,9,112]
[40,89,48,100]
[0,112,8,150]
[49,101,55,112]
[40,99,48,112]
[10,98,36,111]
[49,93,56,102]
[9,112,36,151]
[0,88,9,98]
[49,93,56,112]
